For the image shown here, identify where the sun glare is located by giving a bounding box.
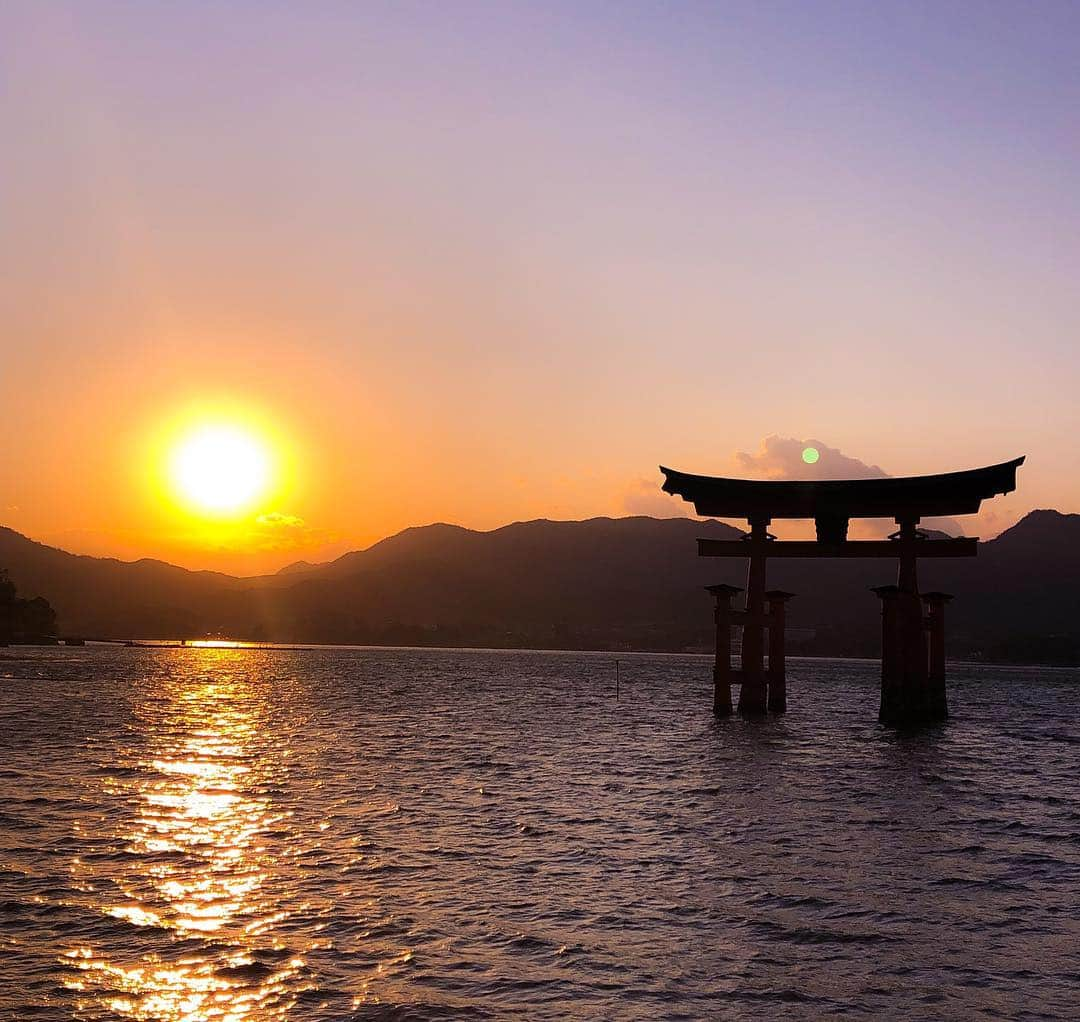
[169,424,273,514]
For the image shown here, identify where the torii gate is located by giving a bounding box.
[660,457,1024,726]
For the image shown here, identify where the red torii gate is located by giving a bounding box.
[660,457,1024,726]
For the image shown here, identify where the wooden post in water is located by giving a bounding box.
[923,592,952,721]
[738,518,770,716]
[895,518,929,724]
[899,590,929,721]
[765,590,795,713]
[706,584,741,717]
[872,585,901,725]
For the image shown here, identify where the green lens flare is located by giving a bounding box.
[802,446,820,465]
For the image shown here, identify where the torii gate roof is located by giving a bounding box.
[660,457,1024,521]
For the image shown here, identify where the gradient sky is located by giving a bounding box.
[2,1,1077,573]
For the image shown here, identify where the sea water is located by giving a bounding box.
[1,647,1077,1020]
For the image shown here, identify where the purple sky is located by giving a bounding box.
[1,2,1077,570]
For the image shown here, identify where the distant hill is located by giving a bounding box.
[0,527,245,638]
[941,510,1080,663]
[2,513,1079,663]
[275,560,319,576]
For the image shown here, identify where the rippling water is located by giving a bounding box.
[1,647,1078,1020]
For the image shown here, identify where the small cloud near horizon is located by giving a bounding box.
[256,511,306,529]
[251,511,339,552]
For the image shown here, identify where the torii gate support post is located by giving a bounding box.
[899,592,929,721]
[766,590,795,713]
[895,517,929,724]
[923,592,952,721]
[737,517,770,716]
[873,585,901,724]
[706,584,741,717]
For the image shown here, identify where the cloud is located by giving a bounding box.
[251,511,338,551]
[622,477,695,518]
[256,512,306,529]
[735,435,887,481]
[733,436,962,536]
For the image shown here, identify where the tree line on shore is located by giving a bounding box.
[0,569,57,643]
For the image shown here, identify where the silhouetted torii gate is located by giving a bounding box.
[660,457,1024,726]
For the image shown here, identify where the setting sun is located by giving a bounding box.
[168,424,273,515]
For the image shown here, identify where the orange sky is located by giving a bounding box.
[2,3,1076,574]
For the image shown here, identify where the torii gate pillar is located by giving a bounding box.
[923,591,953,721]
[706,584,741,717]
[737,518,769,717]
[766,590,796,713]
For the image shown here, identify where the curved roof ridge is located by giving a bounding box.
[660,457,1024,520]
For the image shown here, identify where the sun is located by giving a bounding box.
[168,423,273,515]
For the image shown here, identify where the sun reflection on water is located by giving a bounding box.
[64,661,308,1020]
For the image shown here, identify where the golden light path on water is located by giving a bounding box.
[64,663,311,1020]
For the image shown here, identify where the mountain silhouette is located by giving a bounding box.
[1,513,1077,662]
[0,527,246,638]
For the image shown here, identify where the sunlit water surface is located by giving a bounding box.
[1,647,1077,1020]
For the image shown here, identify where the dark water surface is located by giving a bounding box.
[1,647,1078,1020]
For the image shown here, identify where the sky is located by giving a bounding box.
[1,1,1077,574]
